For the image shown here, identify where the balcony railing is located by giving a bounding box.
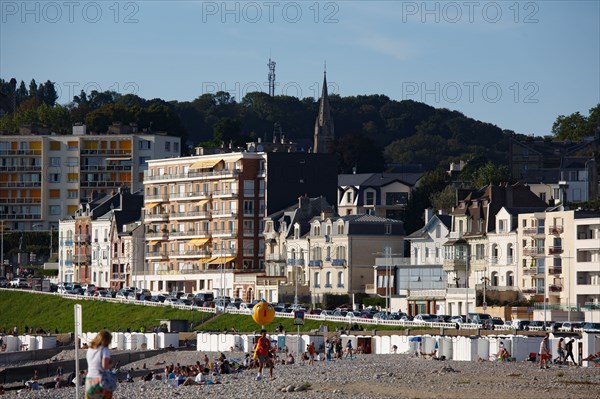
[331,259,346,267]
[74,234,90,242]
[522,228,538,235]
[308,260,322,267]
[548,246,563,255]
[111,273,126,280]
[548,267,562,275]
[549,226,563,235]
[287,258,305,266]
[549,284,563,293]
[523,247,545,256]
[523,268,538,275]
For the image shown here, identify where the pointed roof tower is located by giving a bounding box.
[313,69,335,153]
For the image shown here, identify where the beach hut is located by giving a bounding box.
[4,335,18,352]
[408,336,422,357]
[157,332,178,349]
[144,333,157,350]
[452,336,478,361]
[196,332,211,351]
[36,335,56,350]
[24,335,37,351]
[511,335,542,361]
[392,335,412,354]
[477,338,489,361]
[438,336,454,360]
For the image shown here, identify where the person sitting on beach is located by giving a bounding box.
[495,342,510,361]
[24,370,39,390]
[582,352,600,365]
[286,353,295,365]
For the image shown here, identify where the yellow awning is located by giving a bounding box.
[147,240,159,245]
[189,238,209,246]
[208,256,235,264]
[190,159,221,169]
[145,203,159,210]
[196,199,209,207]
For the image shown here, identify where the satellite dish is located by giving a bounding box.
[257,144,264,152]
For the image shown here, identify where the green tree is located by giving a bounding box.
[404,169,449,233]
[552,112,588,141]
[471,162,511,188]
[429,185,456,214]
[213,117,242,145]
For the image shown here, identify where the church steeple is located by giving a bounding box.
[313,69,334,153]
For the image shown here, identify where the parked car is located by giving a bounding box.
[414,314,436,322]
[467,313,492,324]
[582,322,600,332]
[320,310,334,317]
[560,322,583,332]
[0,277,8,287]
[10,277,29,288]
[511,319,531,330]
[450,315,467,324]
[194,292,214,302]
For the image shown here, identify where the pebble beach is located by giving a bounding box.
[2,348,600,399]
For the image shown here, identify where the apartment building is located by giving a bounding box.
[139,150,337,299]
[0,124,180,231]
[307,213,405,306]
[338,172,422,220]
[518,208,600,320]
[58,188,143,285]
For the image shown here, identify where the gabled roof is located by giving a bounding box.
[338,172,422,188]
[406,214,451,240]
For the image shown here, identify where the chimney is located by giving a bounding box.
[424,208,434,224]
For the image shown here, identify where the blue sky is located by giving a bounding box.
[1,1,598,136]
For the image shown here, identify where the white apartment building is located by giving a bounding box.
[518,209,600,321]
[0,125,180,232]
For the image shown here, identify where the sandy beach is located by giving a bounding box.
[2,348,599,398]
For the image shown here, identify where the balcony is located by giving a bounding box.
[549,226,563,235]
[442,258,466,271]
[522,228,538,235]
[145,213,169,222]
[548,246,563,255]
[0,181,42,188]
[212,190,239,199]
[146,231,169,239]
[111,273,126,280]
[146,251,169,259]
[170,211,211,220]
[548,267,562,275]
[308,260,322,267]
[331,259,346,267]
[145,194,169,202]
[549,284,563,293]
[521,287,539,294]
[74,234,90,243]
[523,268,538,275]
[287,258,305,266]
[211,210,238,218]
[73,255,91,264]
[523,247,545,257]
[211,229,237,238]
[170,250,211,258]
[169,191,210,200]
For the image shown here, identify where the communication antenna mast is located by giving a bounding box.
[267,58,276,97]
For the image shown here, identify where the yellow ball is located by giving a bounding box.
[252,300,275,326]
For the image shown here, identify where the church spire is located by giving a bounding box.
[313,68,334,153]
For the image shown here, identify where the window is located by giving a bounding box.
[346,191,353,203]
[174,142,179,153]
[49,189,60,198]
[243,200,253,216]
[67,190,78,199]
[139,140,151,150]
[384,223,392,235]
[435,225,441,238]
[386,192,408,205]
[337,271,344,287]
[50,141,61,151]
[244,180,254,196]
[165,141,171,151]
[49,205,60,215]
[49,157,60,166]
[539,192,546,202]
[139,156,149,166]
[67,173,78,182]
[66,157,78,166]
[365,191,374,206]
[313,272,320,288]
[325,272,331,287]
[49,173,60,183]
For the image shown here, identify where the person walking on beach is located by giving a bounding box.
[539,333,550,369]
[557,338,566,364]
[253,329,273,381]
[565,338,577,366]
[85,329,114,399]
